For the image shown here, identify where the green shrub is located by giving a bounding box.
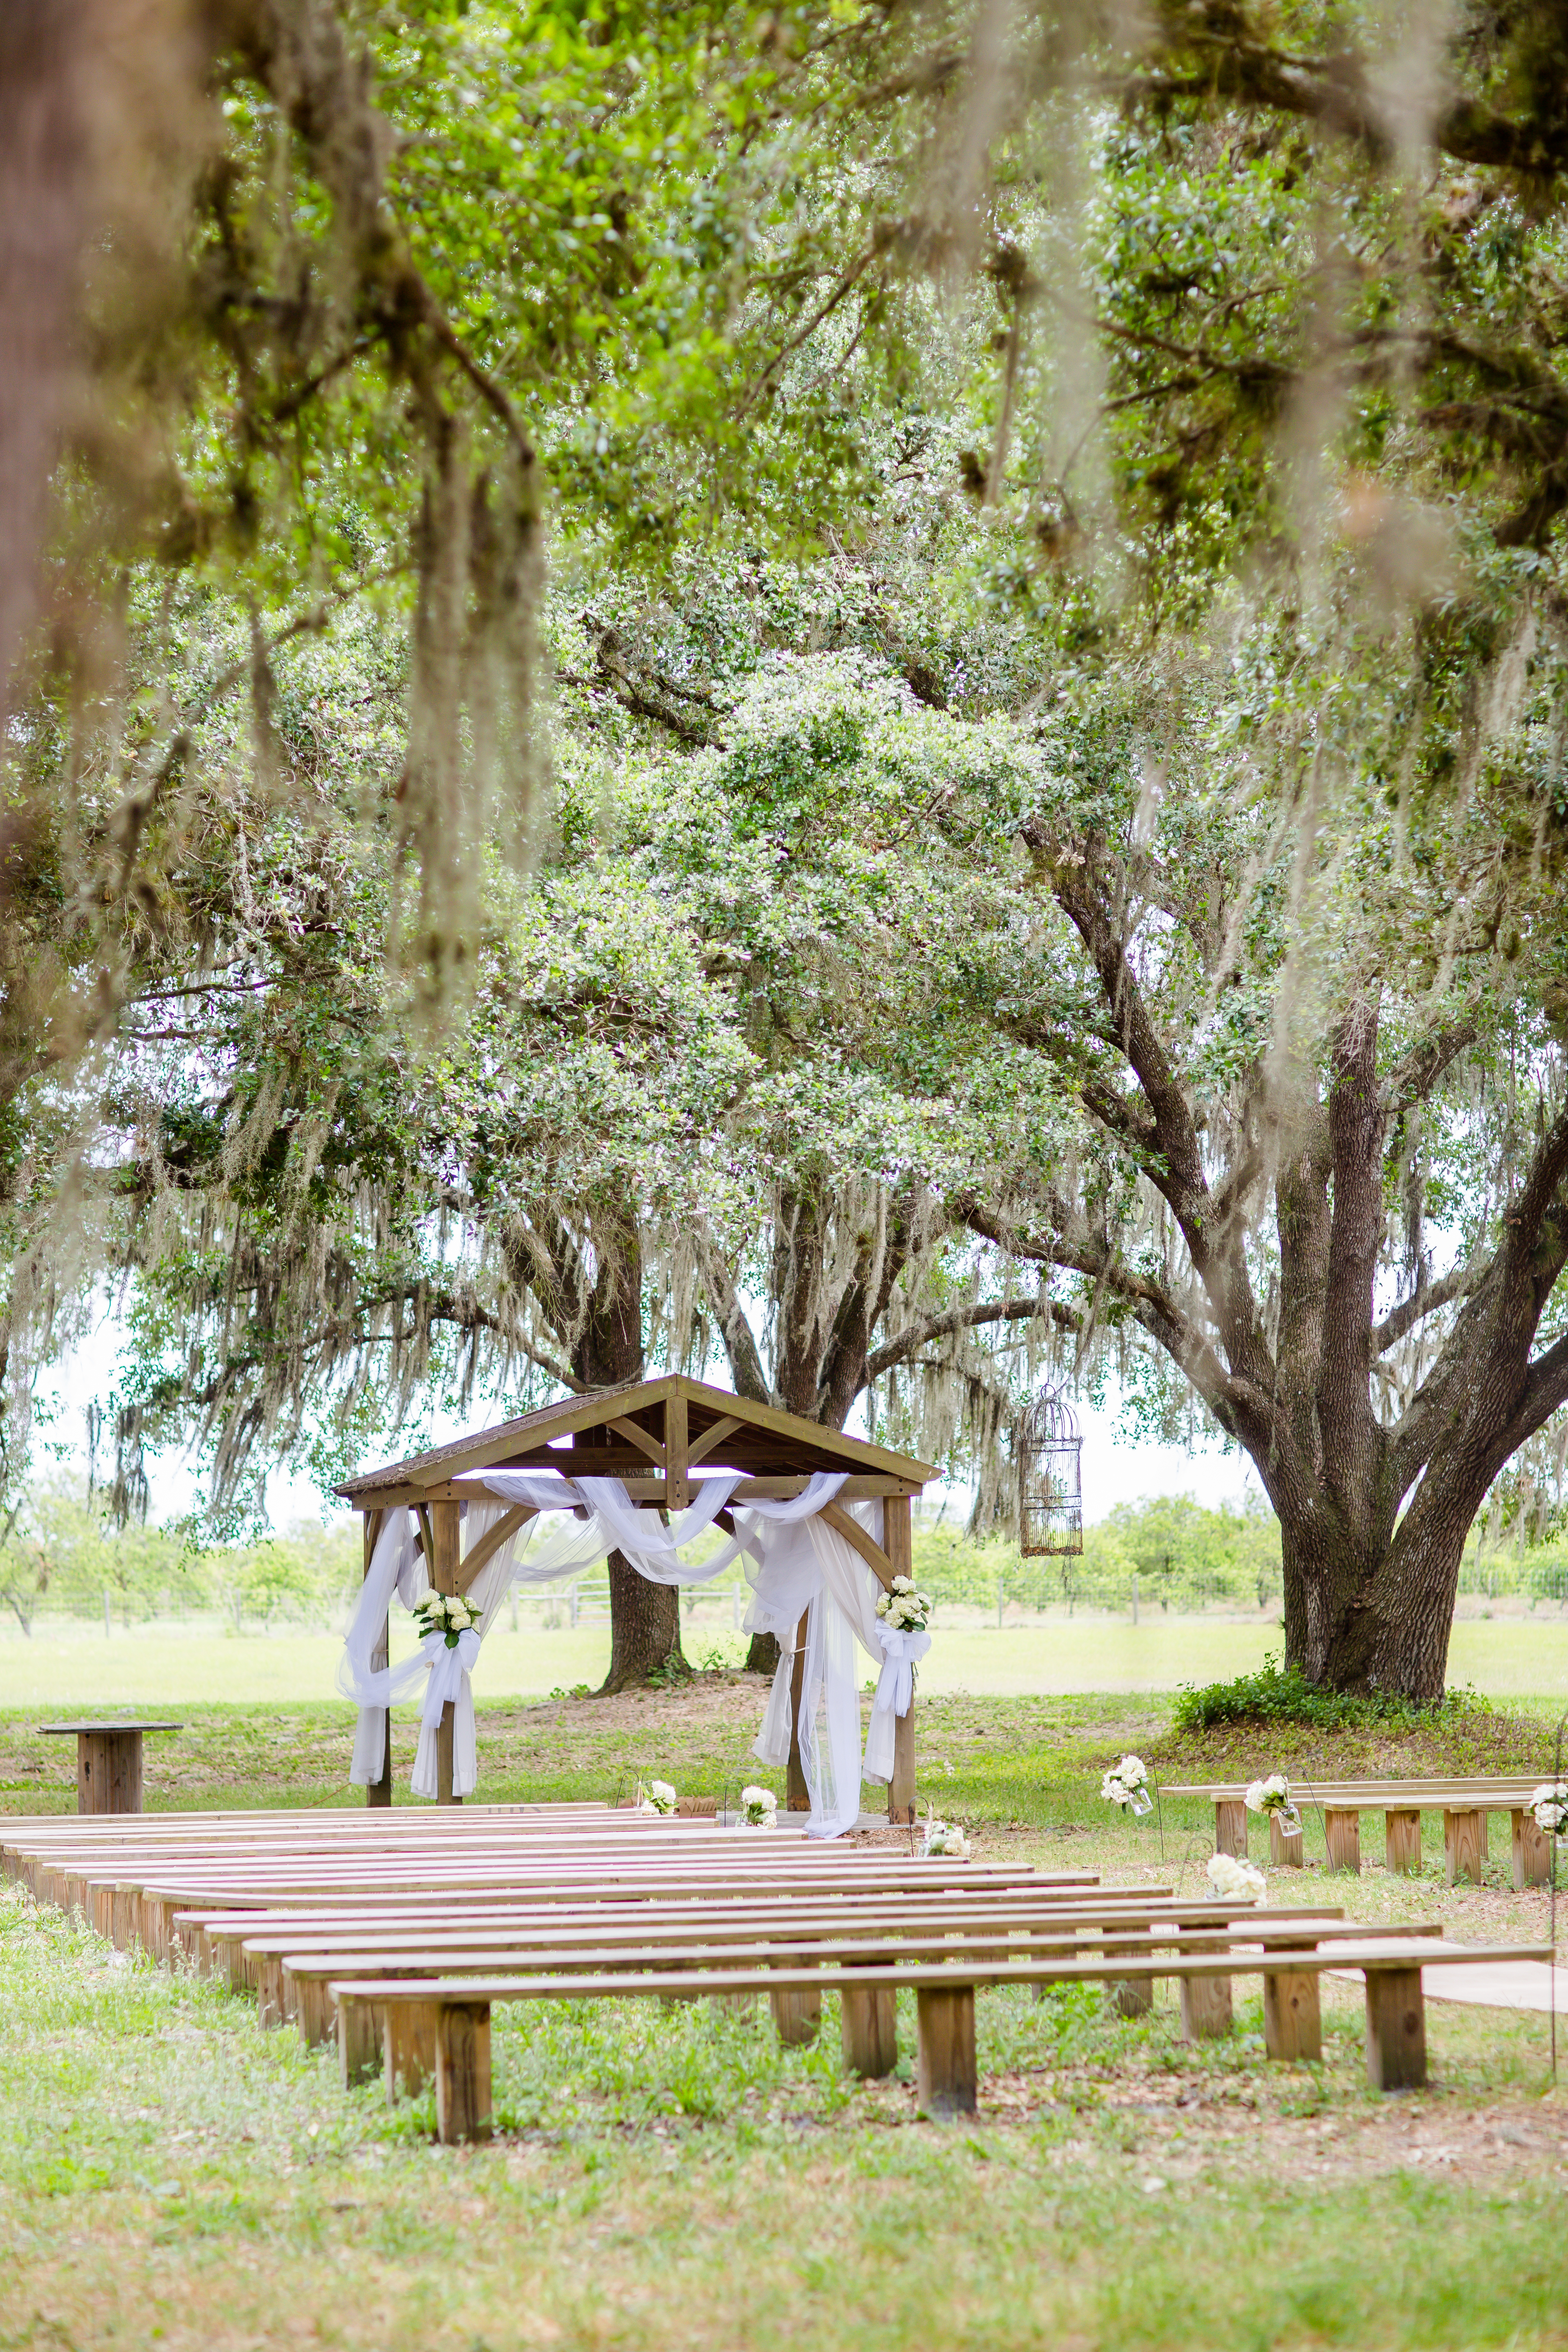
[1172,1653,1492,1734]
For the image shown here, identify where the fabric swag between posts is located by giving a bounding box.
[336,1470,929,1836]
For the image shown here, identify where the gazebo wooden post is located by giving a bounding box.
[885,1494,917,1825]
[430,1500,463,1806]
[363,1508,392,1809]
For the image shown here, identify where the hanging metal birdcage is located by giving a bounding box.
[1018,1388,1084,1557]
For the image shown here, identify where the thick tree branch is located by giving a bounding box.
[862,1295,1076,1388]
[1372,1267,1473,1356]
[694,1235,775,1408]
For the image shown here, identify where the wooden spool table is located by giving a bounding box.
[38,1721,183,1815]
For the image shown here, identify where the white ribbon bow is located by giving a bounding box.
[419,1626,481,1728]
[874,1624,931,1719]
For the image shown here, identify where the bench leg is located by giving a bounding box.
[1263,1969,1322,2061]
[1105,1944,1154,2019]
[339,1994,383,2088]
[1385,1809,1422,1875]
[1445,1808,1485,1886]
[294,1974,335,2050]
[840,1983,898,2078]
[435,2001,493,2145]
[1513,1808,1552,1890]
[1269,1815,1304,1868]
[1214,1800,1248,1858]
[771,1984,821,2046]
[385,2000,439,2103]
[1178,1973,1233,2041]
[257,1956,286,2032]
[1324,1809,1361,1873]
[915,1985,976,2120]
[1364,1968,1426,2091]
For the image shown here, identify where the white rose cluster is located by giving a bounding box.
[1244,1773,1292,1815]
[922,1818,970,1859]
[875,1574,932,1631]
[740,1785,778,1828]
[415,1591,480,1646]
[637,1780,678,1817]
[1101,1754,1152,1813]
[1531,1781,1568,1837]
[1205,1852,1266,1899]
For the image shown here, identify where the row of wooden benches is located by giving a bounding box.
[2,1806,1548,2137]
[1165,1778,1559,1884]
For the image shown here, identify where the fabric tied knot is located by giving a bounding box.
[420,1626,481,1728]
[874,1625,931,1719]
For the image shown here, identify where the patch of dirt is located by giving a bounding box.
[971,2067,1568,2188]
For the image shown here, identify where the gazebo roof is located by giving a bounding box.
[334,1373,937,1509]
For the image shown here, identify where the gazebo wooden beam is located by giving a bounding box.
[342,1377,937,1825]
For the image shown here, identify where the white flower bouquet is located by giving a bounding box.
[739,1784,778,1828]
[1101,1754,1154,1817]
[1206,1851,1266,1900]
[1244,1773,1301,1834]
[636,1779,678,1817]
[922,1816,970,1859]
[875,1575,933,1632]
[414,1590,480,1646]
[1531,1781,1568,1837]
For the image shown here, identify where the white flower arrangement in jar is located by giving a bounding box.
[739,1785,778,1828]
[876,1575,932,1632]
[921,1815,970,1859]
[1101,1754,1154,1817]
[414,1590,480,1645]
[1205,1851,1266,1900]
[1531,1781,1568,1837]
[1244,1773,1301,1835]
[637,1780,678,1817]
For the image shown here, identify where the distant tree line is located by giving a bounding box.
[0,1476,359,1636]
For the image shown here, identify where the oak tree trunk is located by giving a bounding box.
[570,1216,685,1695]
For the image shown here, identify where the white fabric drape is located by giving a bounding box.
[336,1465,927,1835]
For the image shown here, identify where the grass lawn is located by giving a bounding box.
[6,1679,1568,2347]
[7,1612,1568,1707]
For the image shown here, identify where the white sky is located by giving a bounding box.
[36,1314,1261,1534]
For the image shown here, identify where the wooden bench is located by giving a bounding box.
[23,1853,1041,1965]
[1163,1780,1554,1885]
[256,1903,1366,2040]
[336,1938,1550,2138]
[290,1913,1407,2060]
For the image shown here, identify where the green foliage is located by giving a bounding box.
[913,1493,1283,1612]
[1172,1654,1494,1735]
[0,1475,359,1634]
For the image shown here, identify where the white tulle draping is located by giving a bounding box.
[339,1498,537,1798]
[336,1466,928,1835]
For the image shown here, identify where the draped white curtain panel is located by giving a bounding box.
[337,1470,925,1834]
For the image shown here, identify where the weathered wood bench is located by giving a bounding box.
[1163,1779,1555,1885]
[20,1852,1040,1964]
[336,1938,1549,2138]
[292,1912,1405,2059]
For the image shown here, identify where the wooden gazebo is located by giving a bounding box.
[335,1374,937,1817]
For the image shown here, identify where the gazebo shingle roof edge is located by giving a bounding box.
[334,1372,939,1511]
